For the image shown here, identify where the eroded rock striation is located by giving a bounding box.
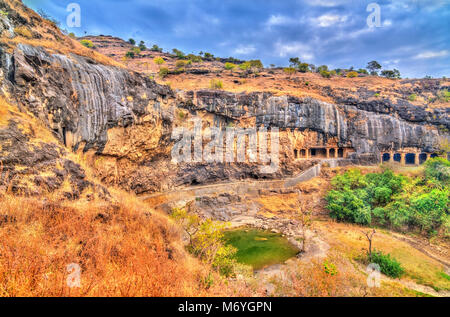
[0,40,448,194]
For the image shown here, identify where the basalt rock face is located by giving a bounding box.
[0,43,447,194]
[1,43,174,152]
[190,90,443,161]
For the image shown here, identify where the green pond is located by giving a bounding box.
[223,228,300,270]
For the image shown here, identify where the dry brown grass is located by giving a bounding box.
[0,188,240,296]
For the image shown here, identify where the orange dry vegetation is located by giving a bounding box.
[0,189,257,297]
[0,190,216,296]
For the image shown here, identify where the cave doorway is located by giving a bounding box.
[329,148,336,158]
[393,153,401,162]
[405,153,416,165]
[338,148,344,158]
[430,153,439,159]
[419,153,427,164]
[294,149,298,159]
[300,149,306,158]
[382,153,390,162]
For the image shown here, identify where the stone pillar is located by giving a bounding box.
[326,148,330,159]
[400,153,405,165]
[306,149,309,159]
[334,148,338,158]
[390,151,394,162]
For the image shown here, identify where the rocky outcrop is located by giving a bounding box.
[0,38,447,194]
[189,90,443,159]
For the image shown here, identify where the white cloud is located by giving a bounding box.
[414,50,449,59]
[383,19,392,27]
[274,41,314,60]
[314,14,348,27]
[233,45,256,55]
[305,0,347,7]
[266,14,298,27]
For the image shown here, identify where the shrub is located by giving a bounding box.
[210,79,223,90]
[187,54,203,63]
[408,94,417,101]
[172,48,186,59]
[370,250,404,278]
[159,67,169,79]
[326,167,448,235]
[14,26,33,39]
[80,39,94,48]
[438,89,450,102]
[283,67,296,75]
[125,51,135,59]
[425,157,450,185]
[347,71,359,78]
[150,44,163,52]
[128,38,136,45]
[138,41,146,51]
[0,10,8,16]
[381,69,401,79]
[175,60,189,69]
[131,47,141,55]
[323,260,338,276]
[320,70,331,78]
[170,208,238,277]
[224,62,237,70]
[154,56,165,65]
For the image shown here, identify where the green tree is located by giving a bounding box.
[367,61,382,75]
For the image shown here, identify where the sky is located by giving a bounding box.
[23,0,450,78]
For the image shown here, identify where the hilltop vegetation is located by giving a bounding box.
[326,159,449,236]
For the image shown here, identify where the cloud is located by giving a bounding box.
[265,14,301,28]
[275,41,314,60]
[313,14,347,27]
[414,50,449,59]
[233,45,256,55]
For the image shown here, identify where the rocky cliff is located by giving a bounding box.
[0,2,448,195]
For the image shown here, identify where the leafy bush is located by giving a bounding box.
[370,250,404,278]
[320,70,331,78]
[283,67,296,75]
[210,79,223,90]
[187,54,202,63]
[408,94,417,101]
[150,44,163,52]
[128,38,136,45]
[153,56,165,65]
[323,260,338,276]
[326,167,449,235]
[125,51,135,59]
[172,48,186,59]
[381,69,401,79]
[14,26,33,39]
[176,60,188,69]
[138,41,146,51]
[80,39,94,48]
[159,67,169,79]
[224,62,237,70]
[438,89,450,102]
[425,157,450,185]
[170,208,238,277]
[346,71,359,78]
